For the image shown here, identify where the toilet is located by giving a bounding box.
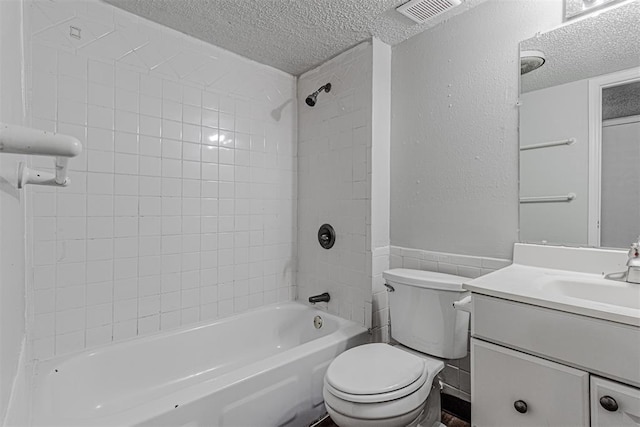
[323,268,470,427]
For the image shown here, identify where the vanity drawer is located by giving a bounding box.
[472,294,640,387]
[591,376,640,426]
[471,338,589,427]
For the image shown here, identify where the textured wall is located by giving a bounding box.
[390,0,563,259]
[27,0,296,358]
[0,0,27,420]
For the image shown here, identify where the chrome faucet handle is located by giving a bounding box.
[627,243,640,267]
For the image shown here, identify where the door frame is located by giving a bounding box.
[587,67,640,246]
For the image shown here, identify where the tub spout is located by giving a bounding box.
[308,292,330,304]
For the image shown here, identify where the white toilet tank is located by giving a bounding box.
[383,268,470,359]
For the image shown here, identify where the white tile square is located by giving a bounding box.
[34,289,55,314]
[87,194,113,216]
[161,120,181,140]
[55,331,85,356]
[114,131,138,154]
[139,176,161,196]
[182,123,200,143]
[88,59,114,86]
[88,150,114,173]
[138,315,160,334]
[87,172,114,195]
[140,75,162,96]
[139,135,161,157]
[115,67,139,92]
[114,153,139,175]
[88,217,114,239]
[115,110,138,134]
[86,260,113,284]
[162,80,181,101]
[86,282,113,306]
[113,278,137,301]
[56,308,86,334]
[114,237,139,259]
[114,174,138,195]
[88,82,113,108]
[86,325,113,348]
[58,99,87,126]
[87,128,114,151]
[113,319,137,341]
[114,216,138,237]
[115,88,138,113]
[87,238,113,261]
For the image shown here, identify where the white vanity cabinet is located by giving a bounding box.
[591,376,640,426]
[471,339,590,427]
[470,294,640,427]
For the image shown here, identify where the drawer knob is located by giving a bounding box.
[600,396,618,412]
[514,400,528,414]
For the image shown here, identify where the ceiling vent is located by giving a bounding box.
[396,0,462,24]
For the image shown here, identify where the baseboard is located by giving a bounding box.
[441,393,471,422]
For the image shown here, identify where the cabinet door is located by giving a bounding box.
[471,339,589,427]
[591,376,640,426]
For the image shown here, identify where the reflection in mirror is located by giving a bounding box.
[519,0,640,249]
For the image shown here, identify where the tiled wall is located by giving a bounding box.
[389,245,512,402]
[297,42,373,327]
[26,0,296,359]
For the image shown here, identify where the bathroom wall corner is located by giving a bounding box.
[0,0,28,421]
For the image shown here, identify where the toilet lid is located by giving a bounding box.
[326,344,426,396]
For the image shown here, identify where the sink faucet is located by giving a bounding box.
[607,240,640,283]
[308,292,330,304]
[626,243,640,284]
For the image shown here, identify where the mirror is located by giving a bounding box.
[519,0,640,249]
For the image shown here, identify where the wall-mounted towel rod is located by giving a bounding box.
[520,137,575,151]
[520,193,576,203]
[0,123,82,188]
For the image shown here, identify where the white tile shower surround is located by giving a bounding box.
[26,0,297,359]
[389,245,511,401]
[297,42,374,328]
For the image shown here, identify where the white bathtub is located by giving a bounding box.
[31,302,369,427]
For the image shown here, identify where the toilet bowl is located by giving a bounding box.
[323,269,470,427]
[323,343,444,427]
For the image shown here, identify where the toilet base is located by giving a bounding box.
[326,384,441,427]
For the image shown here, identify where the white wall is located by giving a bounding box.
[520,79,589,245]
[0,0,27,422]
[297,41,373,327]
[26,0,297,359]
[390,0,563,260]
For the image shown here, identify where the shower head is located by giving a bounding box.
[305,83,331,107]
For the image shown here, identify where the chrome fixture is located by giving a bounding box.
[604,238,640,283]
[305,83,331,107]
[318,224,336,249]
[626,241,640,284]
[308,292,330,304]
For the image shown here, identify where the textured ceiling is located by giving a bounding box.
[520,0,640,93]
[103,0,486,76]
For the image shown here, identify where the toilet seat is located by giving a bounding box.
[325,344,429,403]
[325,344,428,403]
[323,343,444,423]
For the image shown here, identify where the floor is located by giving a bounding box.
[316,412,470,427]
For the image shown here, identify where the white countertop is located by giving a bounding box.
[464,263,640,327]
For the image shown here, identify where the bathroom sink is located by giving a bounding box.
[464,244,640,327]
[539,276,640,310]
